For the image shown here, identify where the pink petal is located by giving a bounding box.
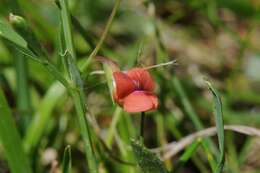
[148,94,158,109]
[123,91,158,113]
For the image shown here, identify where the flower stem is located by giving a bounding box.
[140,112,145,143]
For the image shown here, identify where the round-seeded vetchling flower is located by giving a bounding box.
[112,68,158,113]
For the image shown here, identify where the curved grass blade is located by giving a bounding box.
[131,140,169,173]
[0,88,32,173]
[9,14,47,57]
[0,19,41,63]
[0,19,27,48]
[206,81,225,173]
[0,19,69,88]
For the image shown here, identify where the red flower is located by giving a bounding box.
[113,68,158,113]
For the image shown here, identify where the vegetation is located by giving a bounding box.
[0,0,260,173]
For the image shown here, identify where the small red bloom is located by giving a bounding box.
[113,68,158,113]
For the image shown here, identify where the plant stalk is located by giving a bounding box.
[140,112,145,143]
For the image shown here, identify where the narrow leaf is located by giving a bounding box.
[0,88,32,173]
[62,145,72,173]
[59,0,75,58]
[206,81,225,173]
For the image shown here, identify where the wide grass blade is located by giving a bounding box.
[0,88,32,173]
[23,82,66,152]
[0,19,27,48]
[131,140,169,173]
[8,14,32,132]
[0,18,70,88]
[62,145,72,173]
[14,50,31,132]
[0,19,41,63]
[206,81,225,173]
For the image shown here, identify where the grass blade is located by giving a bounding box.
[173,139,201,173]
[172,76,217,168]
[0,19,42,63]
[0,19,27,48]
[59,0,75,58]
[0,88,32,173]
[206,81,225,173]
[23,82,66,152]
[14,50,31,132]
[62,145,72,173]
[58,0,98,172]
[106,107,122,146]
[0,18,70,88]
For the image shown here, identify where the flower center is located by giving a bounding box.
[133,80,142,90]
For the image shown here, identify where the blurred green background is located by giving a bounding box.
[1,0,260,173]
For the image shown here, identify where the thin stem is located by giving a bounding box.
[140,112,145,142]
[144,60,177,70]
[59,0,98,172]
[80,0,121,73]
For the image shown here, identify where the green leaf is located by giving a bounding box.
[13,48,31,131]
[206,81,225,173]
[62,145,72,173]
[0,88,32,173]
[1,15,70,89]
[0,19,27,48]
[131,140,168,173]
